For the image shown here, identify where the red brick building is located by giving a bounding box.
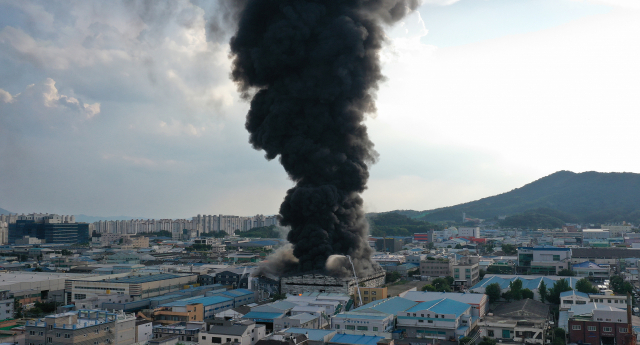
[567,305,631,345]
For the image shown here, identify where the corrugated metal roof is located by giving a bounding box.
[560,290,589,298]
[329,334,384,345]
[405,298,470,317]
[161,295,232,307]
[402,291,485,304]
[242,311,284,320]
[106,273,184,284]
[353,296,418,315]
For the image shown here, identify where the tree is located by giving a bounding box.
[34,267,43,272]
[509,279,523,300]
[502,244,517,255]
[459,337,473,345]
[522,288,534,299]
[427,242,435,250]
[479,269,486,280]
[485,283,501,303]
[553,328,566,345]
[610,275,634,294]
[478,337,497,345]
[557,269,575,276]
[61,249,72,256]
[421,284,436,292]
[445,276,454,285]
[548,279,572,304]
[386,272,401,283]
[502,290,514,302]
[575,278,599,294]
[455,244,463,249]
[431,278,452,292]
[539,281,548,303]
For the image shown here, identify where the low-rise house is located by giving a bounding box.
[572,261,610,281]
[153,321,203,343]
[274,313,321,331]
[201,319,266,345]
[479,299,550,345]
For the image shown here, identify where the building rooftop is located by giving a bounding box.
[405,298,470,318]
[491,298,549,320]
[560,290,590,299]
[471,275,579,291]
[330,334,384,345]
[161,296,232,307]
[353,296,418,315]
[105,273,184,284]
[283,328,336,341]
[243,311,285,321]
[572,261,606,269]
[401,291,485,304]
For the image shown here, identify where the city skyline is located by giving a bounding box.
[1,0,638,219]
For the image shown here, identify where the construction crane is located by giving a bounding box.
[346,255,363,306]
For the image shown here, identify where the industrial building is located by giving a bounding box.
[24,309,136,345]
[65,273,198,304]
[280,269,385,296]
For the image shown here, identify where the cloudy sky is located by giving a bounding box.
[1,0,638,219]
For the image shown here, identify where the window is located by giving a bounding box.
[428,320,433,323]
[29,331,35,335]
[373,327,378,331]
[565,300,573,304]
[488,330,494,337]
[48,325,53,330]
[603,327,612,332]
[553,255,560,261]
[212,337,222,343]
[39,332,44,336]
[357,326,368,331]
[620,328,628,333]
[418,320,423,323]
[363,291,368,294]
[95,329,99,334]
[588,326,596,331]
[65,334,71,339]
[56,333,61,338]
[371,291,376,295]
[94,342,98,345]
[335,325,340,329]
[572,325,581,330]
[47,337,52,343]
[346,325,355,330]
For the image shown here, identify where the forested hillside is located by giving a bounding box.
[387,171,640,224]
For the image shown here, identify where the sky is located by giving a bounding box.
[0,0,638,219]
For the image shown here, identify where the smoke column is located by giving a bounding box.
[230,0,420,276]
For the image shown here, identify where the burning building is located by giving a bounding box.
[280,268,385,296]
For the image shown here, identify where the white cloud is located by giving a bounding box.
[2,78,101,120]
[0,89,14,103]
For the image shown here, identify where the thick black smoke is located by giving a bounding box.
[230,0,419,276]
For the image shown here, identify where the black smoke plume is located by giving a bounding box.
[230,0,420,276]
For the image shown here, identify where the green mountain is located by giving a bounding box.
[0,208,11,215]
[413,171,640,224]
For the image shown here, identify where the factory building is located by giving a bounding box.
[280,269,385,296]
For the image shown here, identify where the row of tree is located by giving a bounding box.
[485,276,633,304]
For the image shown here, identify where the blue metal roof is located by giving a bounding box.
[330,334,384,345]
[405,298,470,317]
[572,261,603,268]
[560,290,588,298]
[353,296,418,315]
[471,275,579,291]
[161,296,231,307]
[333,313,388,320]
